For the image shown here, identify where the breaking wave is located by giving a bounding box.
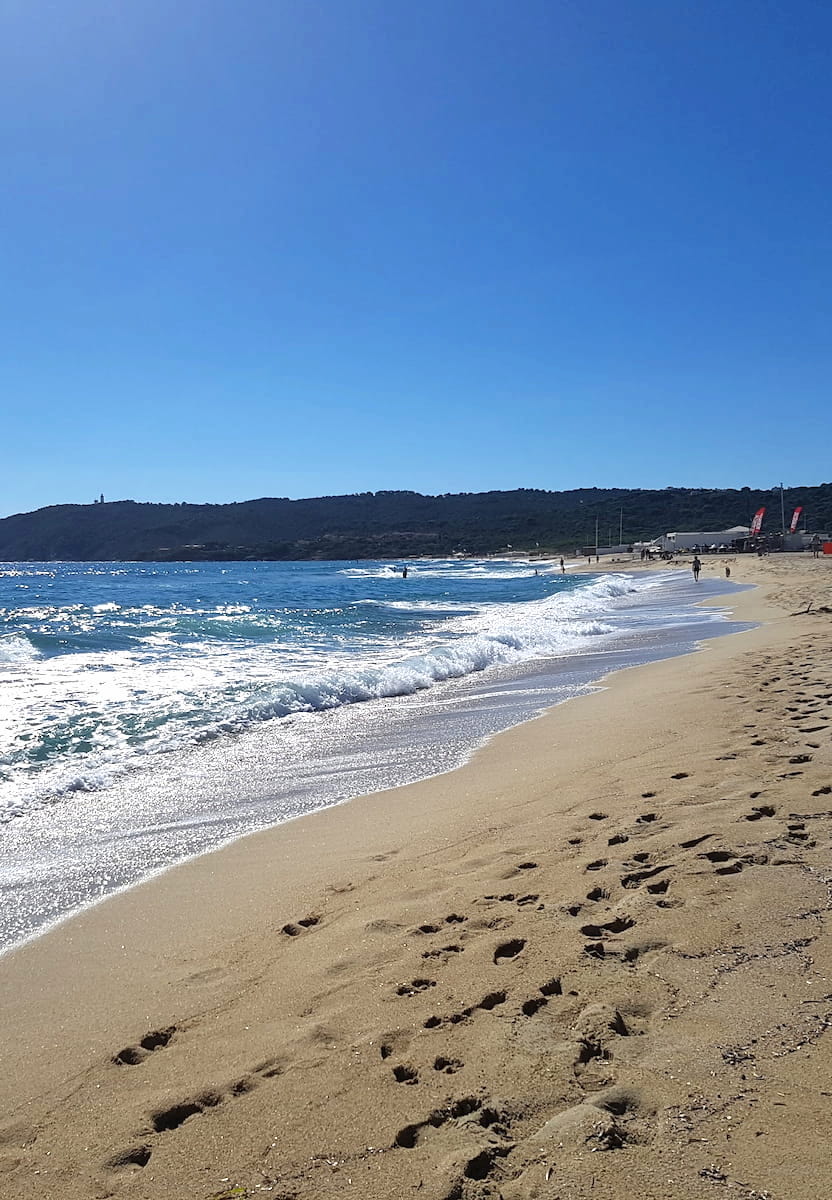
[0,634,40,664]
[0,565,658,821]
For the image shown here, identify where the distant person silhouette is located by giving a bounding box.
[725,565,731,578]
[402,566,408,578]
[559,558,565,573]
[692,556,702,582]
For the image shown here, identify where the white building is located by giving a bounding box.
[657,526,750,552]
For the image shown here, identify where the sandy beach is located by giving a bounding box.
[1,554,831,1200]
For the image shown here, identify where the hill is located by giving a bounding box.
[0,485,830,561]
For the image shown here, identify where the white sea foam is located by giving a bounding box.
[0,570,676,823]
[0,634,40,664]
[339,558,545,581]
[379,599,469,612]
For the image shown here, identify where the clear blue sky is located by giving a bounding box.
[2,0,831,516]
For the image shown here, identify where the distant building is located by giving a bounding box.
[658,527,750,552]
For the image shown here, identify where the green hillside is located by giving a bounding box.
[0,485,829,561]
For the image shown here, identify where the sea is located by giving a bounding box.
[0,558,751,954]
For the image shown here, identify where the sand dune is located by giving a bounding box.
[1,555,830,1199]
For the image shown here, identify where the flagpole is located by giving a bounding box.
[780,483,786,537]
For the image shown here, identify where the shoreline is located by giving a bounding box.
[0,566,746,956]
[1,555,831,1199]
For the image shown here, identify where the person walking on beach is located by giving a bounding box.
[692,555,702,582]
[725,565,731,578]
[559,558,565,573]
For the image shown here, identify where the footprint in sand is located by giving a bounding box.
[493,938,526,964]
[106,1059,283,1172]
[393,1095,510,1157]
[621,863,672,889]
[516,978,562,1018]
[703,851,746,875]
[422,944,464,962]
[112,1026,176,1067]
[392,1064,419,1085]
[281,914,320,937]
[498,861,539,880]
[433,1056,463,1074]
[581,920,670,965]
[396,978,436,996]
[105,1145,153,1170]
[379,1033,411,1060]
[700,848,737,864]
[412,913,467,935]
[744,805,776,821]
[586,886,610,902]
[679,834,713,848]
[579,916,635,938]
[483,892,538,909]
[422,989,508,1030]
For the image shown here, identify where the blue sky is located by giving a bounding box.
[2,0,831,516]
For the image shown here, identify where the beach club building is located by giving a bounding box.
[656,527,750,553]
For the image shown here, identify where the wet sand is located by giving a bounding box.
[1,554,830,1200]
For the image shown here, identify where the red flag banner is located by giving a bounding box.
[789,506,803,534]
[750,507,766,536]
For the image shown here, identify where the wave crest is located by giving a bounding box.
[0,634,40,664]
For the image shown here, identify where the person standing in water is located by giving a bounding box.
[692,555,702,581]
